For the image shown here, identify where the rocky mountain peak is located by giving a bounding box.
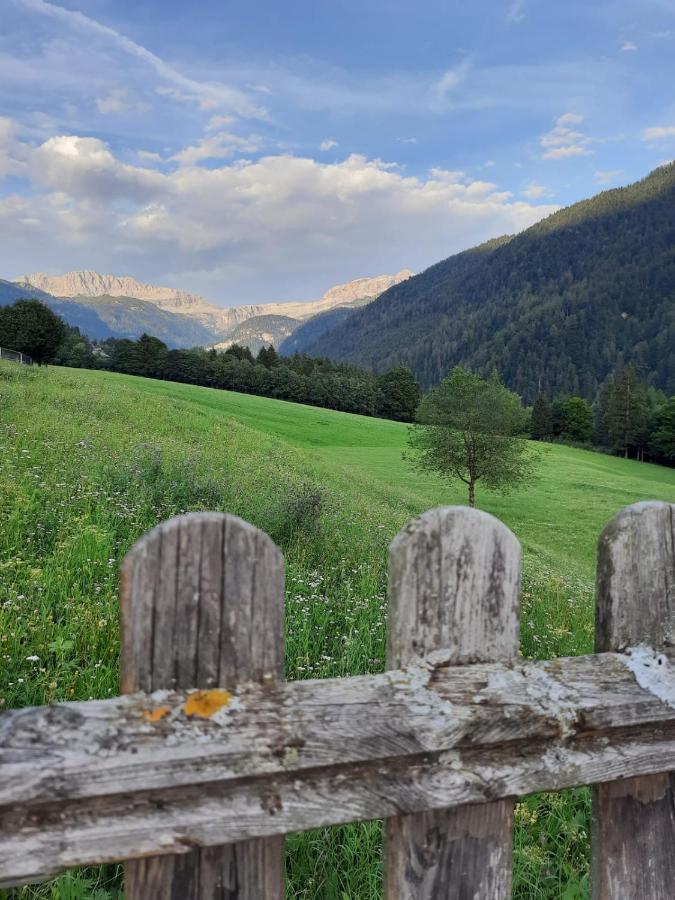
[321,270,414,305]
[16,271,203,307]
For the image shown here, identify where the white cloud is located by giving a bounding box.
[620,41,638,52]
[433,60,471,104]
[3,125,558,303]
[521,182,551,199]
[437,69,461,94]
[30,134,163,201]
[642,125,675,141]
[320,138,338,151]
[246,83,272,95]
[594,169,624,185]
[16,0,266,118]
[541,113,584,143]
[506,0,527,23]
[506,0,526,23]
[137,150,163,163]
[96,88,149,115]
[171,132,261,166]
[544,145,591,159]
[206,115,236,132]
[540,113,593,160]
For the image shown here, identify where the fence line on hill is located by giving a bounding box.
[0,346,32,365]
[1,501,673,898]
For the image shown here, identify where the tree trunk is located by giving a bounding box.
[468,480,476,508]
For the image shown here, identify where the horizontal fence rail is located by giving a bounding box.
[0,502,673,897]
[0,346,32,365]
[1,649,675,887]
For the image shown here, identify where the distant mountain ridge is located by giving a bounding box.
[301,163,675,400]
[0,280,218,345]
[13,269,413,348]
[16,271,202,307]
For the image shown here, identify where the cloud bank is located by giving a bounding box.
[1,122,557,303]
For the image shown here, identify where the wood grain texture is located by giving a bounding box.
[592,501,675,900]
[2,651,675,886]
[120,512,285,900]
[384,506,521,900]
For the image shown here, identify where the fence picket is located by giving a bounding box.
[120,512,285,900]
[384,506,521,899]
[592,501,675,900]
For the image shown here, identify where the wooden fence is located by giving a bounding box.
[0,346,32,365]
[1,501,674,898]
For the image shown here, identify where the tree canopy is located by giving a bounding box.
[649,397,675,462]
[408,366,538,507]
[553,396,593,444]
[375,367,421,422]
[0,299,66,364]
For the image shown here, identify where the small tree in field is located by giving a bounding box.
[408,366,538,507]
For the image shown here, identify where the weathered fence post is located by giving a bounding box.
[384,506,521,899]
[592,500,675,899]
[120,512,286,900]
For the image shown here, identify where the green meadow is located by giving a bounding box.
[2,362,675,899]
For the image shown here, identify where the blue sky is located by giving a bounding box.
[1,0,674,304]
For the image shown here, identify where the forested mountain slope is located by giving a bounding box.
[212,314,300,354]
[0,279,54,306]
[55,294,219,345]
[304,164,675,400]
[279,306,355,355]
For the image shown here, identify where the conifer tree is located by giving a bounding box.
[257,345,279,369]
[530,393,553,440]
[604,364,650,458]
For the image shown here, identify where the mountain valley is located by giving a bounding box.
[5,269,413,349]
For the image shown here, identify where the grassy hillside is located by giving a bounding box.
[304,163,675,400]
[2,363,675,899]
